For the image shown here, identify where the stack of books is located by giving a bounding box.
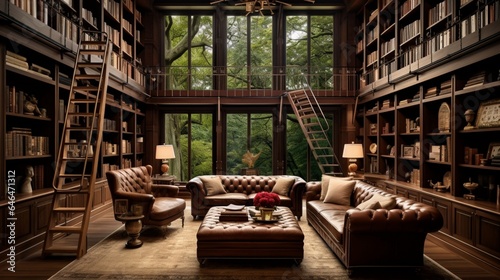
[6,51,29,71]
[440,80,452,95]
[219,205,248,221]
[464,71,485,89]
[380,99,392,109]
[425,86,438,98]
[490,156,500,167]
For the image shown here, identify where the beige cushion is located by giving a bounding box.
[200,176,226,196]
[272,177,295,196]
[323,179,356,205]
[357,197,381,210]
[359,193,397,210]
[320,175,352,201]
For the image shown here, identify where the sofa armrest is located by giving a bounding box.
[151,184,179,197]
[345,206,443,233]
[305,181,321,202]
[186,177,207,196]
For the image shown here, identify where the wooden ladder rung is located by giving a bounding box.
[53,207,86,213]
[75,74,101,80]
[77,63,103,68]
[50,225,84,234]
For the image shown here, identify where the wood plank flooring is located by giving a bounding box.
[1,200,499,280]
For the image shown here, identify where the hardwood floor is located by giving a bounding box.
[1,201,499,280]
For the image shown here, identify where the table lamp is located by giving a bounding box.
[342,142,364,176]
[155,144,175,176]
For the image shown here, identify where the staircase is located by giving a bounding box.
[42,31,111,258]
[286,87,343,176]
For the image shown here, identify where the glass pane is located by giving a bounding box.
[227,16,248,89]
[286,114,308,178]
[164,113,213,181]
[165,16,189,90]
[286,15,308,89]
[250,16,272,89]
[226,114,248,174]
[250,113,273,175]
[191,15,214,90]
[310,16,334,89]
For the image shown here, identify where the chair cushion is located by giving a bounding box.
[323,179,356,205]
[272,177,295,196]
[149,197,186,221]
[200,175,227,196]
[320,175,352,201]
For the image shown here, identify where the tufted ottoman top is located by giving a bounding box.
[197,206,304,242]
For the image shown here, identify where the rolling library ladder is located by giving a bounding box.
[286,85,343,176]
[42,31,111,258]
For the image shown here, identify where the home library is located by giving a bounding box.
[355,0,500,270]
[0,0,150,260]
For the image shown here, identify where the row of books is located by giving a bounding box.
[122,140,132,154]
[464,147,481,165]
[429,139,451,163]
[366,50,377,66]
[380,38,395,57]
[405,117,419,133]
[400,19,421,44]
[399,45,422,68]
[425,29,452,54]
[491,156,500,167]
[407,168,420,186]
[6,128,49,157]
[400,0,421,17]
[380,99,393,110]
[428,0,453,26]
[7,86,27,114]
[102,163,120,177]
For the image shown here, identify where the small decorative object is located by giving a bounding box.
[438,102,451,133]
[20,165,34,193]
[402,145,414,158]
[369,143,377,154]
[79,140,93,157]
[114,199,129,215]
[429,180,449,192]
[386,144,392,155]
[404,172,411,182]
[414,117,420,132]
[23,93,42,115]
[476,99,500,128]
[463,109,476,130]
[253,192,280,221]
[463,178,479,200]
[486,142,500,162]
[242,150,261,168]
[40,108,47,118]
[414,141,420,158]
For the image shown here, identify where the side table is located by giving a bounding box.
[116,214,144,249]
[152,175,176,185]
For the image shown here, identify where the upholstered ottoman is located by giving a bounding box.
[196,206,304,265]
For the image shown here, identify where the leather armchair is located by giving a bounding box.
[106,165,186,229]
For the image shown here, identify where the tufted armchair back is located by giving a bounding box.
[110,165,153,195]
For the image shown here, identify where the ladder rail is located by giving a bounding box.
[299,76,330,133]
[52,30,109,191]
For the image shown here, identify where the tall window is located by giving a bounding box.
[163,113,213,181]
[164,15,213,90]
[226,113,273,175]
[286,15,334,89]
[226,16,273,89]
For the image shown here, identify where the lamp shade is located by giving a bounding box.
[155,144,175,159]
[342,142,364,159]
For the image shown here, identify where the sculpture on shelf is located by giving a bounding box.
[20,165,34,193]
[242,150,261,168]
[23,93,42,116]
[464,109,476,130]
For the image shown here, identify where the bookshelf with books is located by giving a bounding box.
[0,0,151,260]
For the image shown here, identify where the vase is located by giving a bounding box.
[259,207,274,221]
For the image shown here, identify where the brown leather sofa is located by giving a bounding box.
[186,175,306,220]
[306,179,443,272]
[106,165,186,228]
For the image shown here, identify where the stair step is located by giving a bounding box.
[288,89,306,96]
[300,113,317,119]
[295,100,312,107]
[73,86,99,93]
[71,99,99,104]
[79,49,105,55]
[297,108,313,114]
[50,225,84,234]
[53,207,86,213]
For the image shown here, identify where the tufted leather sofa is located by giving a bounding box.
[106,165,186,228]
[306,179,443,271]
[186,175,306,220]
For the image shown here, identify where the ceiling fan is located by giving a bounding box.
[210,0,315,16]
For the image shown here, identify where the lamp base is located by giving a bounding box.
[348,162,358,177]
[160,162,169,176]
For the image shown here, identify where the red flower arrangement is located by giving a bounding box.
[253,192,281,209]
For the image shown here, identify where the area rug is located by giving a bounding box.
[50,209,459,280]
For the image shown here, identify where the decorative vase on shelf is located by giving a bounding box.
[259,207,274,221]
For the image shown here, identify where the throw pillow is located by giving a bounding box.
[358,193,396,210]
[357,200,381,210]
[320,175,352,201]
[200,176,226,196]
[323,179,356,205]
[272,177,295,196]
